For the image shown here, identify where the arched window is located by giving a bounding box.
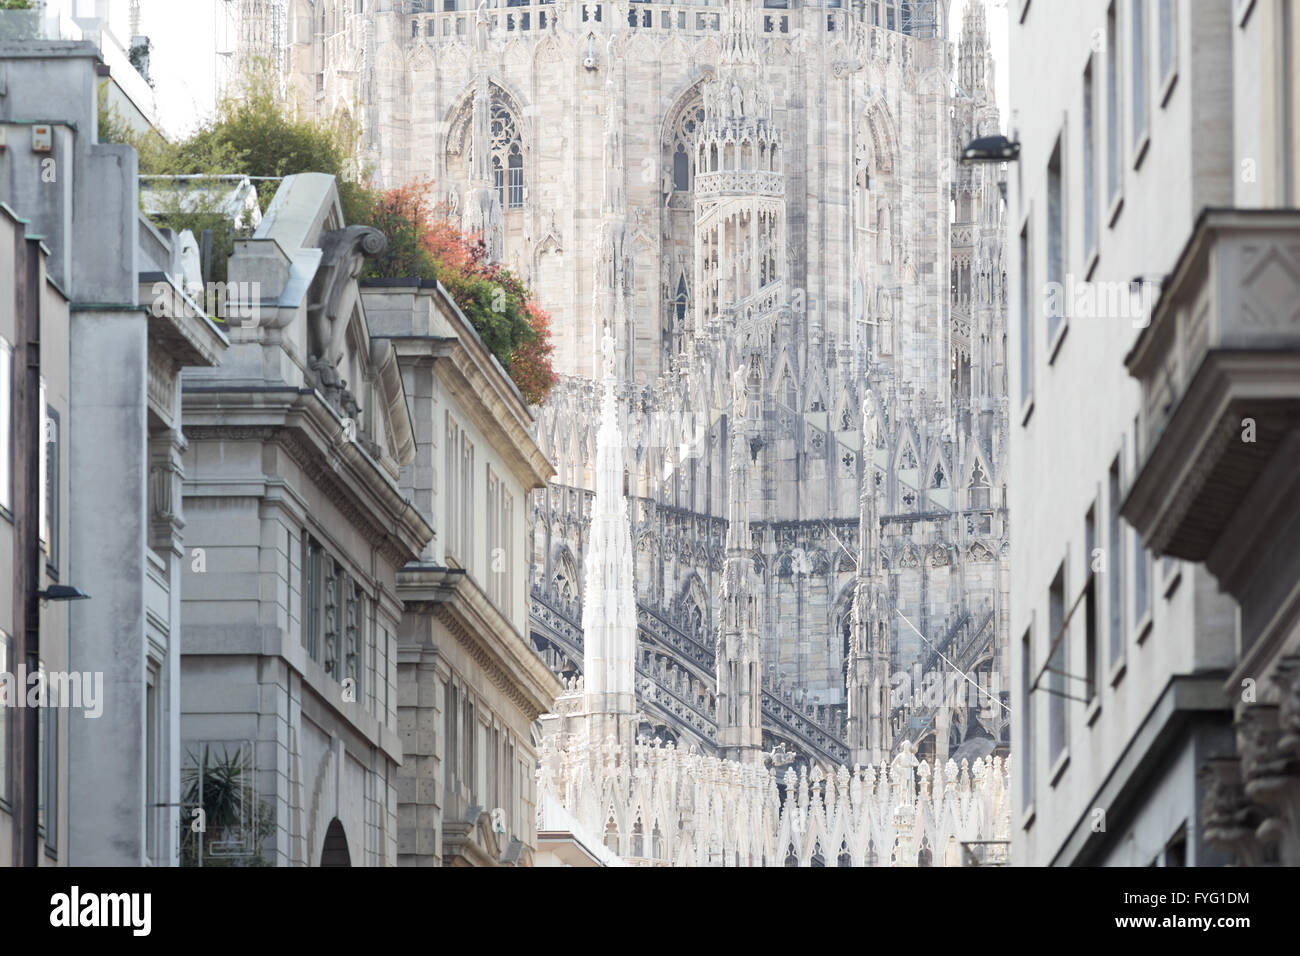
[667,100,705,191]
[674,275,688,332]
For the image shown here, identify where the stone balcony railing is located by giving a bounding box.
[694,170,785,199]
[403,1,915,46]
[1122,208,1300,566]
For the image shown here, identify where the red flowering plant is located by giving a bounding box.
[355,179,557,405]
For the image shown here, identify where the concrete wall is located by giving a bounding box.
[1007,0,1238,866]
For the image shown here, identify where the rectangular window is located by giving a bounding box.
[461,436,475,571]
[1134,526,1150,628]
[44,406,59,574]
[305,535,322,662]
[38,378,47,555]
[445,414,461,560]
[1085,506,1099,703]
[1048,563,1068,765]
[1132,0,1148,145]
[1020,625,1034,811]
[1018,220,1033,406]
[488,726,499,814]
[145,673,158,864]
[502,488,513,619]
[508,165,524,209]
[1106,2,1122,203]
[1083,61,1097,257]
[1046,138,1065,344]
[445,682,458,791]
[504,738,515,839]
[463,697,475,801]
[0,337,11,514]
[376,625,388,726]
[1158,0,1176,85]
[0,632,8,806]
[1108,456,1125,666]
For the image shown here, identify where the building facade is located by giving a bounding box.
[1008,0,1299,866]
[0,35,228,867]
[180,173,431,866]
[246,0,1015,774]
[362,278,562,866]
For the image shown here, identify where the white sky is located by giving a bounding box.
[126,0,1008,140]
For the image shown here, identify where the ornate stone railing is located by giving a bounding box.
[532,584,850,765]
[694,170,784,199]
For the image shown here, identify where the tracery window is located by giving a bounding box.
[668,102,706,193]
[489,102,525,210]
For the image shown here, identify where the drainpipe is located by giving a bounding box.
[12,234,42,867]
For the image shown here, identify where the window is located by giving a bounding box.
[1047,563,1068,766]
[146,671,158,864]
[486,468,514,618]
[0,632,8,806]
[1018,220,1033,407]
[304,535,323,663]
[0,337,11,514]
[1108,456,1125,667]
[463,696,475,801]
[1134,521,1150,630]
[37,379,47,555]
[1106,2,1122,204]
[461,436,475,570]
[445,414,460,559]
[1158,0,1176,89]
[1046,138,1065,344]
[38,665,58,854]
[1131,0,1148,148]
[488,100,524,208]
[445,682,458,791]
[44,405,59,574]
[507,145,524,208]
[1020,625,1034,811]
[1083,61,1097,257]
[1084,506,1099,704]
[376,625,389,725]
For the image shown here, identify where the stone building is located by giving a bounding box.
[1008,0,1299,866]
[0,34,228,867]
[245,0,1015,773]
[362,278,562,866]
[180,173,432,866]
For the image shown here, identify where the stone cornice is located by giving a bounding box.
[182,386,433,567]
[399,564,562,721]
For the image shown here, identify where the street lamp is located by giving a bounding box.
[960,134,1021,164]
[36,585,90,602]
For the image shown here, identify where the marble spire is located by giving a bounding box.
[716,364,763,763]
[580,327,638,719]
[849,390,893,766]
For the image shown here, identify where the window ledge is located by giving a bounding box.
[1237,0,1257,27]
[1084,247,1100,281]
[1086,696,1102,727]
[1107,191,1125,229]
[1159,70,1178,109]
[1049,750,1071,787]
[1021,802,1037,832]
[1047,318,1069,366]
[1109,655,1127,688]
[1020,394,1035,428]
[1135,612,1154,646]
[1132,131,1151,171]
[1163,567,1183,599]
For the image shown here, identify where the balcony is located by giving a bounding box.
[1122,208,1300,608]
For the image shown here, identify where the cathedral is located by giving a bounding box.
[242,0,1011,776]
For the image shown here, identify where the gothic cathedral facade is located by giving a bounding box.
[245,0,1010,772]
